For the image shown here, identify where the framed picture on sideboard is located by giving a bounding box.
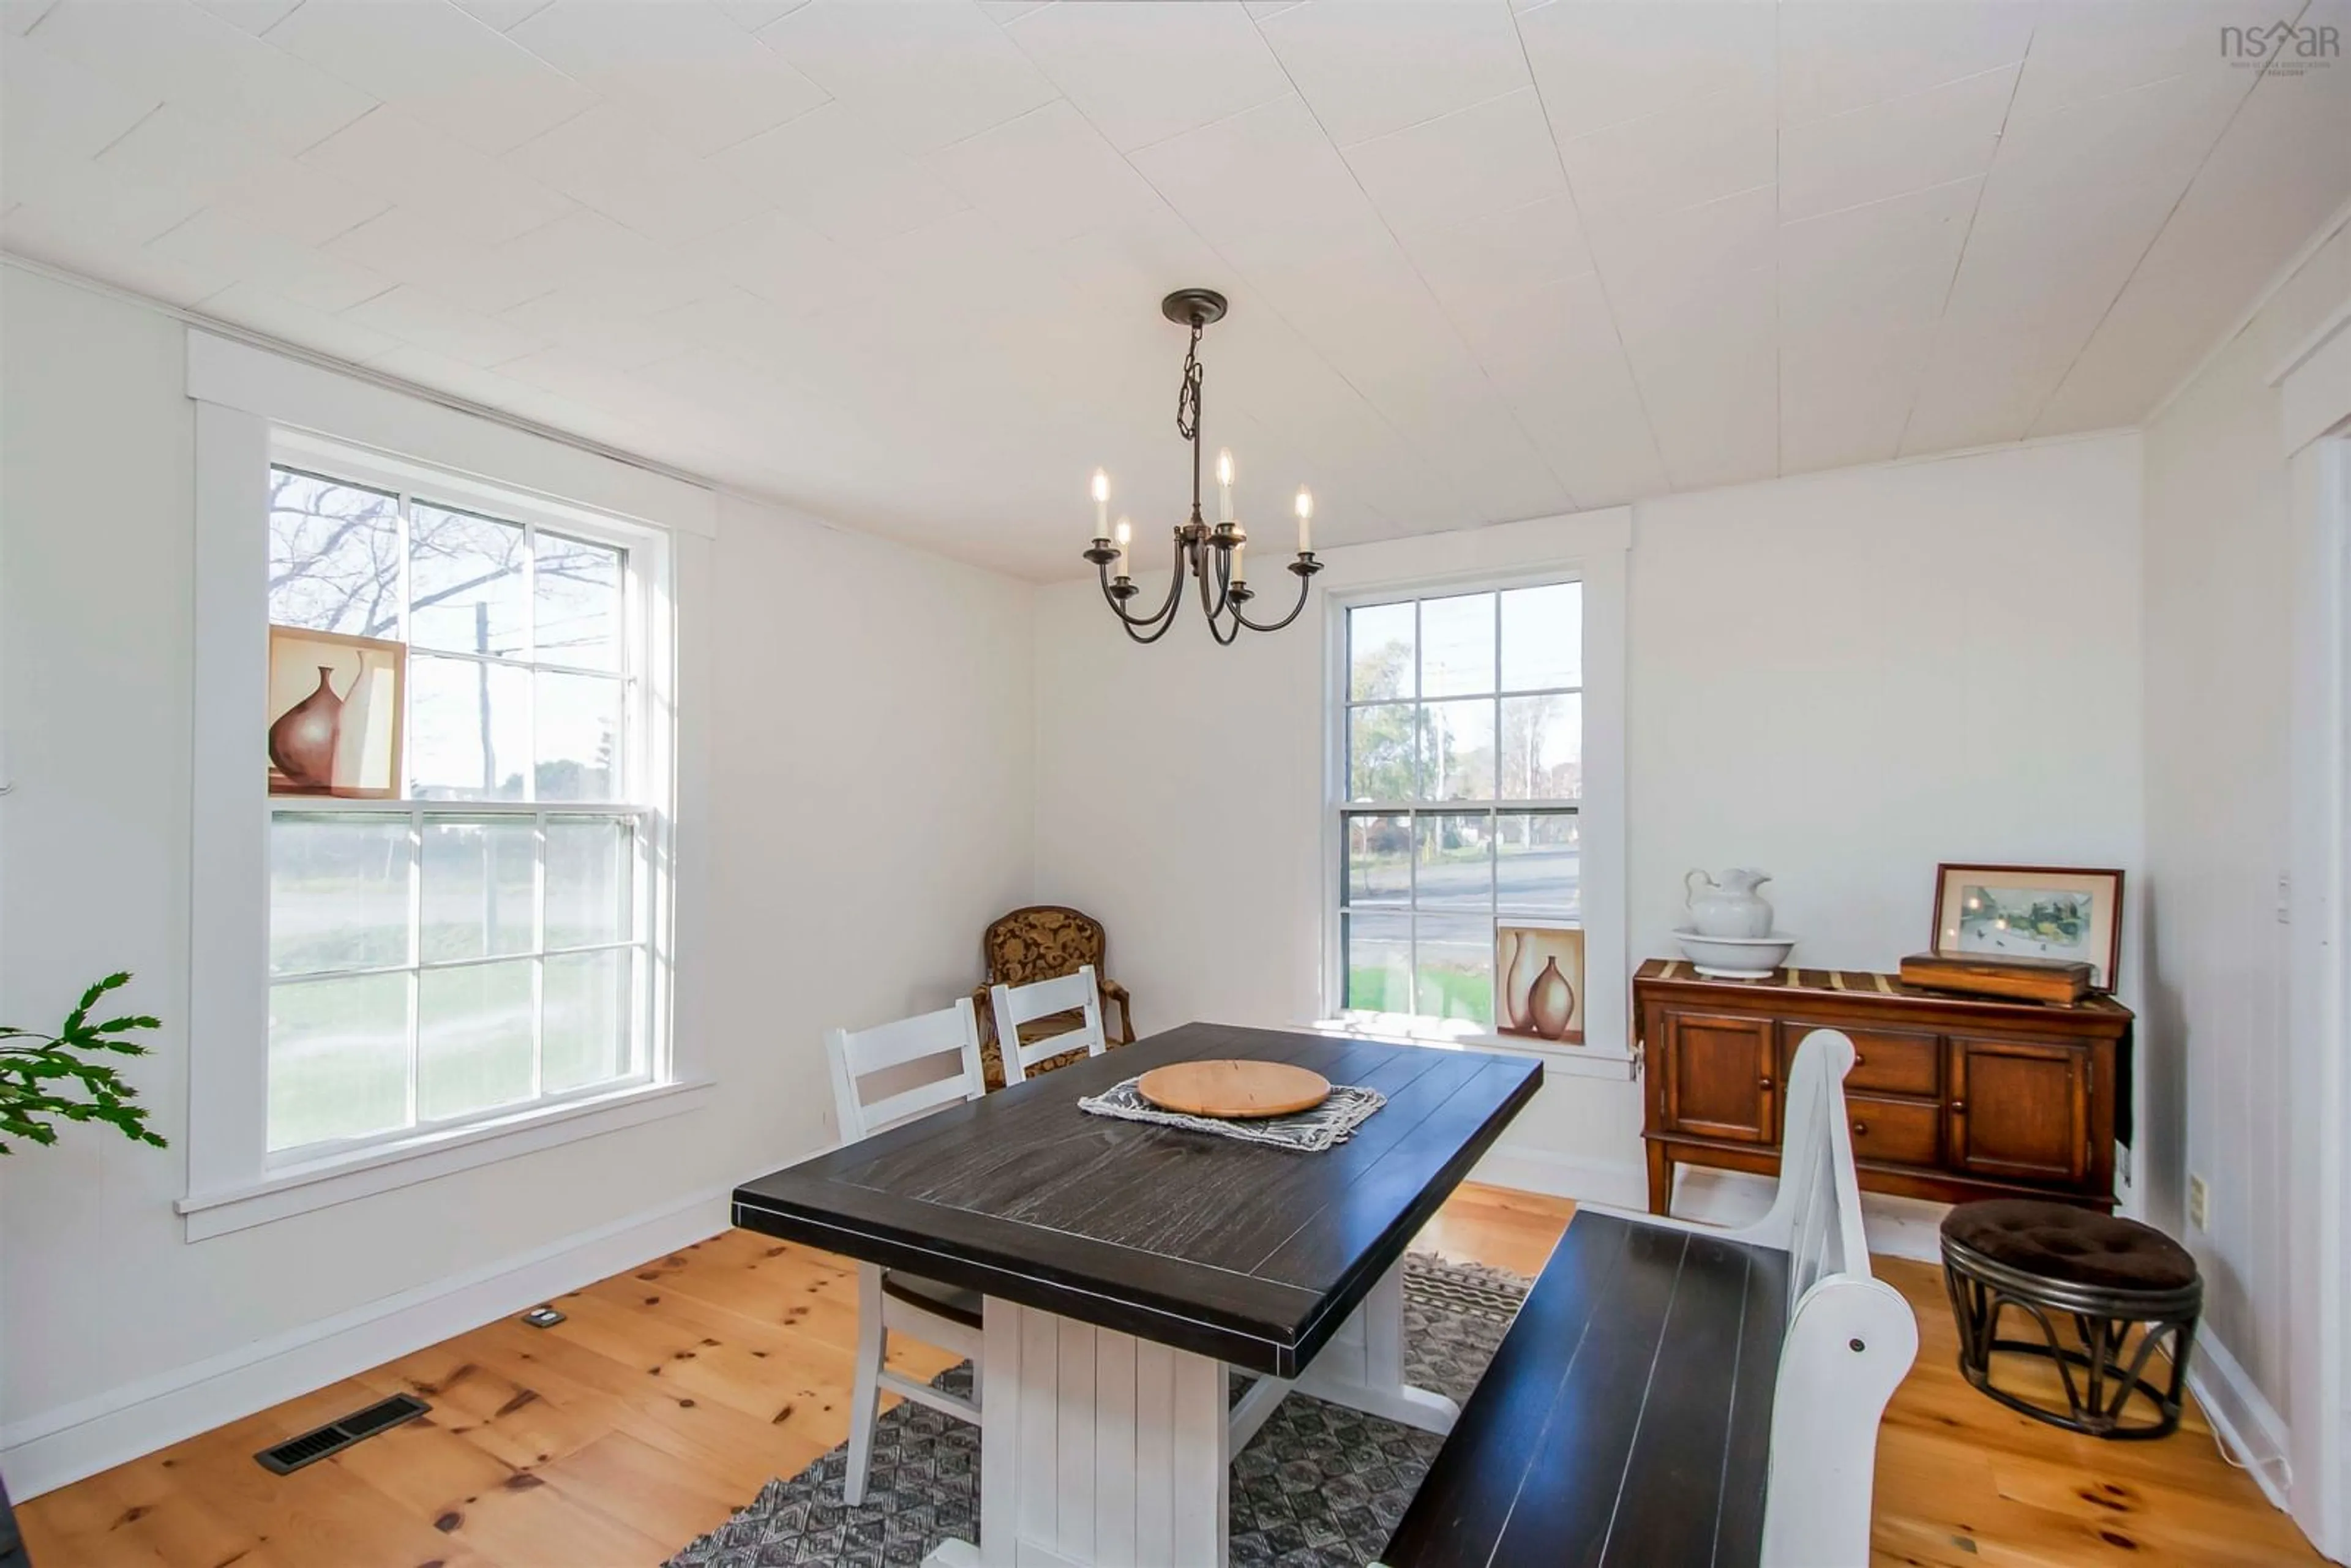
[1931,863,2123,992]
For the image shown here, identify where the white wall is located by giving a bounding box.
[2142,214,2351,1520]
[1629,438,2146,974]
[0,263,1035,1491]
[1035,433,2147,1203]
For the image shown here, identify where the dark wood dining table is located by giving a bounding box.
[732,1019,1542,1568]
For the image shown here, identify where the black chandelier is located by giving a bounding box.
[1082,288,1321,645]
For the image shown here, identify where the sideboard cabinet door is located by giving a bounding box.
[1947,1035,2090,1184]
[1660,1012,1778,1144]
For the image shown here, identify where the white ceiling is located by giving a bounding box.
[4,0,2347,580]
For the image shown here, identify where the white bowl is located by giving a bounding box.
[1673,928,1796,978]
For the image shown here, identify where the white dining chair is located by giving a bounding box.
[988,963,1109,1086]
[822,997,989,1505]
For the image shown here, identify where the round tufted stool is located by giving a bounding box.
[1940,1199,2202,1439]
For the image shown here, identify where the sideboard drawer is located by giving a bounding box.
[1843,1095,1942,1168]
[1780,1022,1940,1098]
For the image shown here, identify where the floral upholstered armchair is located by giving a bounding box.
[969,905,1136,1090]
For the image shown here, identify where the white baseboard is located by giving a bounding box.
[2186,1327,2297,1518]
[1663,1168,1952,1263]
[1,1180,739,1500]
[1468,1150,1951,1263]
[1470,1143,1649,1209]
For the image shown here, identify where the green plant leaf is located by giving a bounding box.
[1,973,167,1155]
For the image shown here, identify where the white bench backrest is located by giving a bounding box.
[1765,1029,1872,1316]
[1749,1029,1920,1568]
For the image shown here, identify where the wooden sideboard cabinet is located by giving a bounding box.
[1634,958,2132,1215]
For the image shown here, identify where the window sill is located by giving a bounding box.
[176,1078,713,1241]
[1311,1017,1639,1081]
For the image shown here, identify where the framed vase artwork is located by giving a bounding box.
[266,626,405,798]
[1496,920,1584,1045]
[1931,863,2124,992]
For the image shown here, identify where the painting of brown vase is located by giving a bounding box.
[266,626,407,799]
[1495,921,1586,1044]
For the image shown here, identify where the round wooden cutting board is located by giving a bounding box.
[1137,1059,1332,1119]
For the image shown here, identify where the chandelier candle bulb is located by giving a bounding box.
[1112,517,1131,579]
[1217,448,1234,522]
[1091,468,1109,539]
[1231,541,1246,583]
[1295,486,1313,553]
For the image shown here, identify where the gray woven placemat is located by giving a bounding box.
[1077,1075,1385,1151]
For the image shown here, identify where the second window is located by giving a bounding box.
[1338,581,1583,1029]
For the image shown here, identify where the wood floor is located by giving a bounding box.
[20,1182,2316,1567]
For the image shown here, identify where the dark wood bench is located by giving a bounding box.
[1382,1212,1787,1565]
[1381,1032,1918,1568]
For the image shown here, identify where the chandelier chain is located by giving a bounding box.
[1174,321,1203,443]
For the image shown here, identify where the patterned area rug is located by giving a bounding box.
[666,1253,1530,1568]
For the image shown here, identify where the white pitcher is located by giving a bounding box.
[1685,868,1775,938]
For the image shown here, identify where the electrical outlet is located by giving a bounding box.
[2188,1173,2210,1231]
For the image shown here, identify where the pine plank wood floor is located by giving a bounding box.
[18,1182,2317,1567]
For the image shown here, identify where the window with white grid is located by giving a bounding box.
[264,460,658,1158]
[1335,580,1583,1029]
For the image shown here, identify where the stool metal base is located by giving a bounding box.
[1941,1236,2202,1440]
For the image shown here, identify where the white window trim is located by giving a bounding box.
[176,1078,711,1241]
[182,332,711,1239]
[1314,530,1632,1082]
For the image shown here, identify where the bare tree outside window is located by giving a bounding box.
[268,467,402,638]
[269,468,618,657]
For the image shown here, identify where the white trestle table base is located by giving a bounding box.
[923,1255,1459,1568]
